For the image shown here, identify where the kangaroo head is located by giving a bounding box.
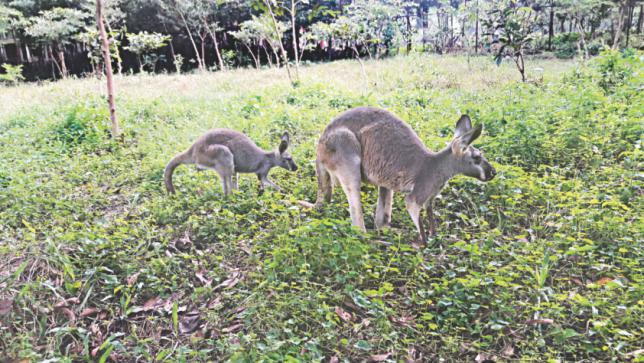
[450,115,496,181]
[274,132,298,172]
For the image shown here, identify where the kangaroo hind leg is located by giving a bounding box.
[197,145,235,196]
[323,128,365,231]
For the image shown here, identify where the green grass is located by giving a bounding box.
[0,52,642,362]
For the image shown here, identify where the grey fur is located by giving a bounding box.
[164,129,297,195]
[312,107,496,244]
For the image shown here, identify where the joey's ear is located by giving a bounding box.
[279,132,290,154]
[451,124,483,155]
[454,115,472,139]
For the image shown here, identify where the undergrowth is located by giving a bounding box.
[0,51,642,362]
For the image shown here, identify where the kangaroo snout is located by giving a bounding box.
[486,166,497,181]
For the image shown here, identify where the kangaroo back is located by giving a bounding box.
[320,107,429,191]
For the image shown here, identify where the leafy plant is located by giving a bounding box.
[484,3,538,82]
[0,63,24,85]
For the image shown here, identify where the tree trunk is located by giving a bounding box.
[637,5,643,33]
[176,5,204,71]
[11,31,24,63]
[625,3,634,46]
[351,44,367,86]
[25,45,32,62]
[263,44,273,67]
[515,52,526,82]
[57,47,68,78]
[475,0,479,54]
[548,1,554,50]
[204,20,225,71]
[243,42,259,69]
[560,15,566,33]
[289,1,300,80]
[406,11,413,53]
[263,0,294,84]
[96,0,120,139]
[199,32,207,69]
[613,0,627,48]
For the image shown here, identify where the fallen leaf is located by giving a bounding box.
[390,314,415,328]
[597,277,613,286]
[525,318,554,325]
[222,323,243,333]
[335,306,352,322]
[207,297,222,309]
[54,297,80,308]
[79,307,99,318]
[127,272,140,286]
[195,270,212,286]
[0,299,13,315]
[179,313,202,334]
[213,271,242,291]
[329,356,339,363]
[405,346,421,363]
[475,352,497,363]
[370,352,391,362]
[571,278,584,286]
[501,344,514,357]
[60,307,76,322]
[142,296,161,311]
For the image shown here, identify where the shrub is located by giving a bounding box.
[0,63,25,85]
[51,101,112,150]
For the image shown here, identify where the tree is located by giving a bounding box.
[262,0,295,83]
[0,5,27,62]
[124,31,170,72]
[82,0,126,74]
[560,0,610,59]
[230,15,288,69]
[161,0,210,71]
[96,0,119,139]
[26,7,89,78]
[484,4,539,82]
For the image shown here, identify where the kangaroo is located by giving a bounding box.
[311,106,496,244]
[164,129,298,195]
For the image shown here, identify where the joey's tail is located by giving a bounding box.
[164,150,192,194]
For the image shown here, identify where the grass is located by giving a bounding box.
[0,52,642,362]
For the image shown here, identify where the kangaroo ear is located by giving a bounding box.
[462,124,482,146]
[454,115,472,139]
[279,132,290,154]
[451,124,482,155]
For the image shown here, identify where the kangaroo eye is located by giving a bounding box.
[473,156,481,164]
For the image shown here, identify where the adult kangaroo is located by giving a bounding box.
[164,129,298,195]
[312,107,496,243]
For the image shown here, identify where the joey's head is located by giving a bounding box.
[274,132,298,172]
[450,115,496,182]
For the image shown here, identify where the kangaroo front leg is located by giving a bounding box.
[259,174,282,191]
[405,195,426,244]
[375,187,393,229]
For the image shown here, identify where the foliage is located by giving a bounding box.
[0,53,641,362]
[0,63,24,85]
[25,7,89,45]
[125,31,171,72]
[484,3,539,82]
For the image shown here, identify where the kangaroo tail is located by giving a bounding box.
[164,150,192,194]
